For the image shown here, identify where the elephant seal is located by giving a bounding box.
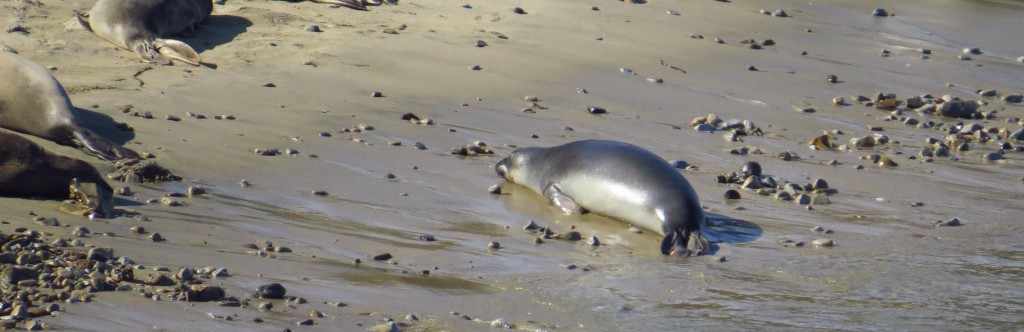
[495,140,710,256]
[0,132,114,218]
[77,0,213,66]
[0,50,139,161]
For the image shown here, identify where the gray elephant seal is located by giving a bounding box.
[77,0,213,66]
[496,140,710,256]
[0,132,114,218]
[0,50,139,161]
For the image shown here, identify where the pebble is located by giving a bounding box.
[934,218,961,227]
[255,283,287,299]
[148,233,163,242]
[812,239,834,247]
[741,161,762,177]
[305,25,321,33]
[419,234,436,241]
[474,40,488,47]
[370,91,384,97]
[166,114,181,121]
[512,7,526,14]
[773,9,788,17]
[587,106,607,114]
[487,241,501,249]
[872,8,888,16]
[587,236,600,246]
[963,47,981,55]
[373,253,393,261]
[469,64,481,70]
[488,184,502,194]
[491,318,513,329]
[826,74,838,83]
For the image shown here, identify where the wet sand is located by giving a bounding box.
[2,0,1023,330]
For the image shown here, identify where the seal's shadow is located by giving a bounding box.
[704,212,762,244]
[181,15,253,54]
[74,107,135,145]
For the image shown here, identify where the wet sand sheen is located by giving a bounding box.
[1,0,1023,330]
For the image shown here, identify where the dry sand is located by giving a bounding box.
[2,0,1023,330]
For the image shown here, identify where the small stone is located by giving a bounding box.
[166,114,181,121]
[724,189,741,200]
[587,106,607,114]
[370,91,384,97]
[491,318,512,329]
[297,319,314,326]
[826,74,838,83]
[488,184,502,194]
[305,25,321,33]
[474,40,488,47]
[187,185,206,197]
[487,241,501,249]
[773,9,788,17]
[148,232,163,242]
[871,8,888,17]
[587,236,600,246]
[812,239,834,247]
[963,47,981,55]
[255,283,287,299]
[373,253,393,261]
[934,217,962,227]
[523,220,539,231]
[794,193,812,205]
[512,7,526,14]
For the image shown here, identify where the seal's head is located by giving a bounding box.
[495,147,542,185]
[59,178,114,218]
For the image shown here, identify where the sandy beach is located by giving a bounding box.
[2,0,1023,330]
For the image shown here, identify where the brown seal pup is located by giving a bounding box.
[495,140,710,256]
[0,132,114,218]
[0,49,139,161]
[77,0,213,66]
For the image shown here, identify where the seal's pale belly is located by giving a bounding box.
[557,173,667,235]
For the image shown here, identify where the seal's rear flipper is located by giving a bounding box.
[73,129,140,162]
[662,230,711,257]
[310,0,368,10]
[75,11,93,32]
[154,39,201,66]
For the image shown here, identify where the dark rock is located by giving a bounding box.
[255,283,287,299]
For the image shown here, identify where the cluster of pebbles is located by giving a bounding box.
[107,159,182,183]
[522,221,602,248]
[689,113,765,142]
[0,226,238,330]
[832,91,1024,161]
[717,161,834,206]
[449,141,494,156]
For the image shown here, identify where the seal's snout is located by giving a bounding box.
[495,157,510,180]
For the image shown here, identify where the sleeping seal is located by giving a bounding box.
[0,50,139,161]
[495,140,710,256]
[77,0,213,66]
[0,132,114,218]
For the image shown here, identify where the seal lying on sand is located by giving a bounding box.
[495,140,710,256]
[0,132,114,218]
[77,0,213,66]
[0,50,139,161]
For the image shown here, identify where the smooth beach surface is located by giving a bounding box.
[1,0,1023,330]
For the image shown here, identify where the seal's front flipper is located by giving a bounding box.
[73,129,140,162]
[544,184,585,215]
[154,39,201,66]
[310,0,368,10]
[132,42,170,65]
[75,11,93,32]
